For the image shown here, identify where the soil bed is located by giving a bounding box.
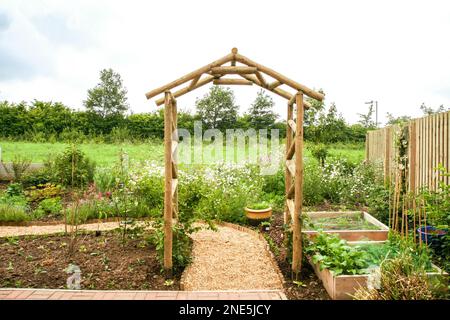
[261,212,329,300]
[0,230,180,291]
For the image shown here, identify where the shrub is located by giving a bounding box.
[148,221,196,272]
[303,161,325,206]
[6,183,23,197]
[309,143,329,166]
[0,155,31,182]
[53,145,96,188]
[33,197,63,219]
[21,168,53,188]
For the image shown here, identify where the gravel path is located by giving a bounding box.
[0,221,123,238]
[182,225,284,291]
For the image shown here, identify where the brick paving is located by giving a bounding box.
[0,289,287,300]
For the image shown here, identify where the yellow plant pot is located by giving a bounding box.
[245,207,272,220]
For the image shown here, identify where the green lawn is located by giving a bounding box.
[0,140,365,167]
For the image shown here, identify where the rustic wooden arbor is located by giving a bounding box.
[145,48,324,276]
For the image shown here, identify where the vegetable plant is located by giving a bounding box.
[305,231,368,275]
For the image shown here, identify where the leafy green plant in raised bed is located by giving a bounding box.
[306,214,381,231]
[358,232,435,272]
[305,231,368,275]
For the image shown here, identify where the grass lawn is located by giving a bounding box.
[0,140,365,167]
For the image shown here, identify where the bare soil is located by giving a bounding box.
[0,230,180,291]
[261,212,329,300]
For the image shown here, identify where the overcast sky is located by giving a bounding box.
[0,0,449,125]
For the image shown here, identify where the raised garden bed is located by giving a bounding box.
[308,240,447,300]
[303,211,389,241]
[309,258,445,300]
[0,230,180,291]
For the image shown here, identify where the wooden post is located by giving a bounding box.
[292,92,304,277]
[172,98,179,220]
[284,101,294,224]
[409,121,417,192]
[163,92,173,274]
[384,127,391,185]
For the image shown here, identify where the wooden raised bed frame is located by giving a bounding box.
[309,258,446,300]
[303,211,389,242]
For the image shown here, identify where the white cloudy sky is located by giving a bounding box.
[0,0,449,125]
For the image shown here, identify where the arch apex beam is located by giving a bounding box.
[234,53,324,101]
[145,53,234,100]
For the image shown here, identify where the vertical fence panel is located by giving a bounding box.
[366,111,450,191]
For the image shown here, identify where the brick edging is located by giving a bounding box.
[180,221,286,291]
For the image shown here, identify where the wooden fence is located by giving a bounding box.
[365,111,450,192]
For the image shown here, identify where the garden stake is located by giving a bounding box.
[422,198,428,246]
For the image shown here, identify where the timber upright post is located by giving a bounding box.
[292,92,304,277]
[164,91,173,275]
[284,101,294,224]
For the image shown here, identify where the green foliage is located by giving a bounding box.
[53,145,96,188]
[21,168,53,188]
[245,89,278,130]
[309,143,329,166]
[6,183,23,197]
[0,203,29,222]
[305,232,368,275]
[94,167,119,193]
[84,68,129,118]
[354,254,436,300]
[33,197,62,219]
[25,183,63,202]
[357,103,376,129]
[195,164,263,223]
[360,233,434,271]
[246,201,271,210]
[195,86,239,131]
[420,165,450,227]
[148,221,197,272]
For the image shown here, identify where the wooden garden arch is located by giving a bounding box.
[145,48,324,276]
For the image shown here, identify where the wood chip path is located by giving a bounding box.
[182,225,284,291]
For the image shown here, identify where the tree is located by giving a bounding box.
[386,113,411,125]
[316,103,349,143]
[357,104,376,129]
[420,103,447,115]
[246,89,278,129]
[84,68,129,118]
[195,86,239,131]
[304,89,325,141]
